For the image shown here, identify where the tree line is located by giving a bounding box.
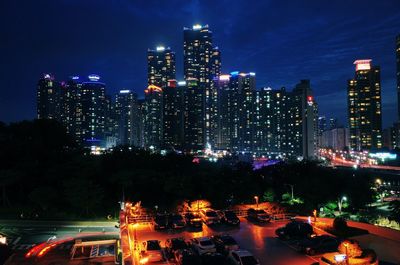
[0,120,376,220]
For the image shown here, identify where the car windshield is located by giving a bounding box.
[172,240,187,249]
[206,211,217,217]
[225,211,236,218]
[241,256,259,265]
[221,236,237,245]
[147,241,161,250]
[172,215,183,221]
[155,216,166,222]
[200,240,213,246]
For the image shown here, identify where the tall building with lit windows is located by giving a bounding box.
[397,35,400,120]
[183,78,204,151]
[285,80,316,159]
[144,85,163,150]
[255,87,287,155]
[215,72,256,152]
[80,74,107,147]
[37,74,62,120]
[147,46,176,88]
[183,24,220,150]
[63,76,82,142]
[347,59,382,151]
[115,90,140,146]
[163,80,184,149]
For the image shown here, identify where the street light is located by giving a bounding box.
[338,196,347,214]
[254,196,259,209]
[285,184,294,200]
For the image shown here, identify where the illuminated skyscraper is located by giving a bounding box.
[183,24,220,150]
[215,72,256,152]
[163,80,184,149]
[397,35,400,120]
[63,76,82,142]
[147,46,176,88]
[347,60,382,150]
[80,74,107,147]
[183,78,204,151]
[255,87,287,155]
[144,85,163,149]
[37,74,62,120]
[115,90,140,146]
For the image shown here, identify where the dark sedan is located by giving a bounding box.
[275,221,314,240]
[297,235,340,255]
[220,210,240,226]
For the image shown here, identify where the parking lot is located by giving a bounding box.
[131,218,324,265]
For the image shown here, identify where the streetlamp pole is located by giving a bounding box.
[285,184,294,200]
[254,196,259,209]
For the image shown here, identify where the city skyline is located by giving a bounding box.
[1,1,400,128]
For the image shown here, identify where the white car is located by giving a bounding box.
[200,209,220,225]
[190,237,216,255]
[228,250,260,265]
[140,240,164,263]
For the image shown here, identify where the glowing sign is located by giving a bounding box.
[178,81,186,86]
[120,90,131,94]
[369,152,397,160]
[249,72,256,76]
[354,59,371,71]
[145,84,162,94]
[230,71,239,76]
[307,96,313,106]
[334,254,347,262]
[193,24,202,30]
[88,74,100,81]
[71,76,79,80]
[219,75,230,81]
[167,80,176,87]
[44,74,51,79]
[156,46,165,52]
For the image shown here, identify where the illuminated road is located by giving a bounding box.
[1,220,119,264]
[131,218,322,265]
[323,156,400,172]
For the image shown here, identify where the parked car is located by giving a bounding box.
[200,209,220,225]
[212,235,239,255]
[153,214,168,230]
[169,214,186,229]
[220,210,240,226]
[140,240,164,263]
[319,250,378,265]
[176,249,201,265]
[185,212,203,228]
[247,208,271,223]
[165,237,189,259]
[201,252,226,265]
[228,250,260,265]
[297,235,340,255]
[275,221,314,240]
[190,237,216,255]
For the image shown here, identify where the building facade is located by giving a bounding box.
[115,90,141,146]
[37,74,62,120]
[397,35,400,121]
[163,80,184,149]
[79,75,107,147]
[144,85,163,150]
[147,46,176,89]
[183,24,220,150]
[348,59,382,151]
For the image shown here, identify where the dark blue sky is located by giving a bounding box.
[1,0,399,127]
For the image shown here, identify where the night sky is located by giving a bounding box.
[1,1,399,127]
